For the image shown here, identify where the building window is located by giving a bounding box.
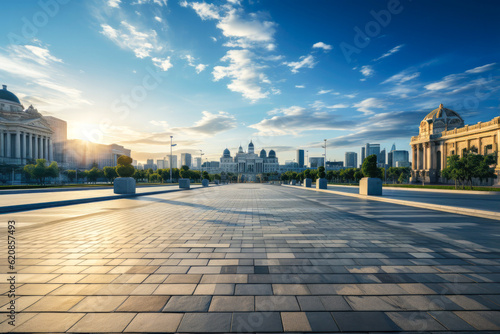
[485,144,493,155]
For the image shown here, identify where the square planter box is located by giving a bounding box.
[359,177,382,196]
[202,179,209,187]
[291,180,296,185]
[316,178,327,189]
[179,178,190,189]
[114,177,136,194]
[303,178,312,187]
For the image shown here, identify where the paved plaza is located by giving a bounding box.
[1,183,500,332]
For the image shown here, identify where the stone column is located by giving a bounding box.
[44,137,48,160]
[49,138,53,162]
[0,131,4,157]
[28,133,32,159]
[15,130,21,159]
[40,137,44,161]
[34,135,39,159]
[6,132,11,158]
[412,145,416,170]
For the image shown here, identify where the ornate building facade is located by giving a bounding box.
[0,85,56,166]
[220,141,279,181]
[410,104,500,184]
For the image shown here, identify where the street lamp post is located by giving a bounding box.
[323,139,327,170]
[169,136,177,183]
[200,150,204,173]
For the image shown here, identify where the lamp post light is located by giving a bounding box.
[323,139,327,170]
[200,149,204,173]
[169,136,177,183]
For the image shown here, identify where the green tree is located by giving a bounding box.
[116,155,135,178]
[202,171,209,180]
[23,164,35,183]
[32,159,47,184]
[65,170,76,183]
[354,169,364,182]
[317,166,326,179]
[361,154,379,178]
[103,166,118,183]
[149,172,161,182]
[46,161,59,180]
[87,167,101,184]
[304,169,311,180]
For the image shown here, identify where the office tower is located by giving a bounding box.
[361,147,365,163]
[181,153,192,167]
[345,152,357,168]
[296,149,304,168]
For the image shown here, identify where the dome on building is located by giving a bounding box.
[259,149,267,158]
[248,141,254,148]
[421,104,464,134]
[223,148,231,158]
[268,150,276,158]
[0,85,21,105]
[238,145,244,153]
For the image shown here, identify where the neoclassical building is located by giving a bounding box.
[0,85,55,166]
[411,104,500,184]
[220,141,279,181]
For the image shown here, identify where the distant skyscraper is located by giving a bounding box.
[144,158,156,170]
[194,157,202,169]
[181,153,192,167]
[345,152,357,168]
[390,150,410,168]
[361,147,366,164]
[390,143,396,152]
[379,149,386,165]
[157,159,165,169]
[296,149,305,168]
[167,155,177,168]
[365,143,380,162]
[309,157,324,168]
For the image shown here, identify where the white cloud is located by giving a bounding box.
[249,106,355,136]
[353,97,388,115]
[345,93,357,98]
[373,44,404,61]
[100,21,162,59]
[213,49,269,101]
[382,70,420,84]
[217,9,276,49]
[108,0,121,7]
[327,103,349,109]
[133,0,167,5]
[152,57,173,71]
[465,62,496,74]
[295,85,305,88]
[14,45,62,66]
[154,16,162,22]
[312,41,332,51]
[195,63,207,73]
[171,111,237,136]
[360,65,374,77]
[424,74,459,91]
[210,36,217,42]
[318,89,332,95]
[188,2,220,20]
[283,54,316,73]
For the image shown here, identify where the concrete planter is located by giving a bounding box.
[316,178,327,189]
[291,180,296,185]
[214,180,220,185]
[113,177,136,194]
[202,179,209,187]
[303,178,312,188]
[179,178,190,189]
[359,177,382,196]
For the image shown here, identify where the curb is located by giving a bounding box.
[0,187,203,214]
[328,184,500,195]
[283,185,500,221]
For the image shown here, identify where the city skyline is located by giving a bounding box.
[1,1,499,163]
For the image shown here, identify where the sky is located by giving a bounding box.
[1,0,499,164]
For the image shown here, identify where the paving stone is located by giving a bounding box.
[153,283,197,295]
[231,312,283,332]
[209,296,254,311]
[255,296,300,311]
[235,283,272,295]
[281,312,311,331]
[24,295,84,312]
[116,295,170,311]
[11,312,85,333]
[428,311,476,330]
[386,311,446,330]
[306,311,339,332]
[454,311,500,330]
[68,313,136,332]
[124,313,183,332]
[163,295,212,312]
[177,312,232,332]
[332,311,402,332]
[272,283,310,295]
[69,295,128,312]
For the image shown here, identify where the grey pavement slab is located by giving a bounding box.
[2,183,500,333]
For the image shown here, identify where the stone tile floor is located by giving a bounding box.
[1,183,500,332]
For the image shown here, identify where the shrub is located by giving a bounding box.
[317,166,326,179]
[361,154,379,178]
[116,155,135,177]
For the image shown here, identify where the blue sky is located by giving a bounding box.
[1,0,499,164]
